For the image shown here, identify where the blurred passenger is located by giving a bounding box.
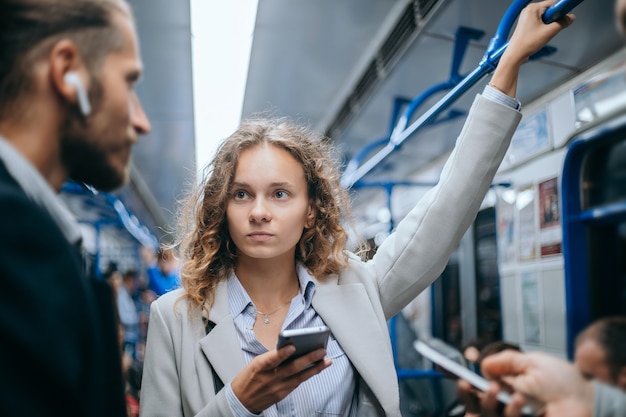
[124,268,141,299]
[137,286,158,342]
[120,345,140,417]
[463,338,487,366]
[0,0,150,415]
[574,316,626,391]
[106,265,143,414]
[125,360,143,417]
[145,246,181,296]
[140,3,572,416]
[118,269,141,358]
[465,2,626,416]
[454,341,522,417]
[152,247,181,295]
[104,262,123,289]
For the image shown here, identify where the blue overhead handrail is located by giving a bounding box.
[392,27,485,137]
[344,108,465,180]
[341,26,483,189]
[486,0,582,55]
[542,0,584,23]
[61,181,159,251]
[340,0,584,189]
[342,27,484,188]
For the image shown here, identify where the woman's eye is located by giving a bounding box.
[233,190,248,199]
[275,190,288,199]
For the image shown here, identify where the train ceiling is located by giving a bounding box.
[241,0,624,220]
[62,0,625,248]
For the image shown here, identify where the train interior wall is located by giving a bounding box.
[404,47,626,361]
[493,47,626,358]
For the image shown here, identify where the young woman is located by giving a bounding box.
[140,3,573,416]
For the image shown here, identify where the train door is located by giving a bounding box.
[432,206,503,350]
[473,207,503,345]
[562,110,626,358]
[431,250,462,348]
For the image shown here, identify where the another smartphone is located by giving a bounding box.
[276,326,330,363]
[414,340,540,416]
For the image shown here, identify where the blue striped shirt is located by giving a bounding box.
[483,83,522,110]
[225,264,357,416]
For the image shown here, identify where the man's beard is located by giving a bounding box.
[60,113,127,192]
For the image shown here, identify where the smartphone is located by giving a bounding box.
[422,338,470,369]
[414,340,540,416]
[276,326,330,363]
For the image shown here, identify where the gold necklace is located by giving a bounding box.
[256,300,291,324]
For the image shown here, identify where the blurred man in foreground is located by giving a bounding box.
[0,0,150,415]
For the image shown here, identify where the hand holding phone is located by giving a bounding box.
[415,340,542,416]
[276,326,330,364]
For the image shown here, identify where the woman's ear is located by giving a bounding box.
[305,204,316,228]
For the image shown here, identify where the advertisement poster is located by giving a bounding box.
[539,178,562,256]
[521,270,542,344]
[517,186,537,261]
[497,190,516,264]
[503,109,550,169]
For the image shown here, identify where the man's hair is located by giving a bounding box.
[0,0,128,119]
[576,316,626,381]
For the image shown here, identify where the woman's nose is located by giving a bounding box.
[249,199,271,222]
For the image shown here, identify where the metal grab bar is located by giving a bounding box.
[340,25,485,189]
[340,0,584,189]
[542,0,584,23]
[392,27,485,137]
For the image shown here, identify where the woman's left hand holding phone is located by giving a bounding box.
[230,345,332,414]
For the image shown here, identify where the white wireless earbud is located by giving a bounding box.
[63,72,91,116]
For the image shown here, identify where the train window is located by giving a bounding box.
[431,207,502,350]
[474,207,502,345]
[432,254,462,348]
[583,138,626,209]
[587,221,626,318]
[582,125,626,316]
[574,64,626,127]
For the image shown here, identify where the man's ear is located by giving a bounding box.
[48,39,90,113]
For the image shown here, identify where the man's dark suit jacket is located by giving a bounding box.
[0,161,127,416]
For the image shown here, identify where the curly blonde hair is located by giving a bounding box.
[175,117,358,319]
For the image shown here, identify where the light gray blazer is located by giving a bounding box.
[139,95,522,417]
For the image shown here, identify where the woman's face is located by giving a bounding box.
[226,144,314,264]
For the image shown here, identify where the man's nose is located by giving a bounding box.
[130,92,151,134]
